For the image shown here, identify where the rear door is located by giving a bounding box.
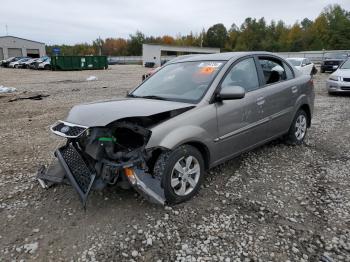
[255,56,297,138]
[215,57,268,160]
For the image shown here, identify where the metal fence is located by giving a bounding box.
[276,50,350,63]
[108,56,177,65]
[109,50,350,65]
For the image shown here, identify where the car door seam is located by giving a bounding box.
[214,106,293,142]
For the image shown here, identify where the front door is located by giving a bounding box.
[215,57,268,161]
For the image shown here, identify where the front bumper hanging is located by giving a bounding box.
[37,144,165,207]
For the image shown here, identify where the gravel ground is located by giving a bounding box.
[0,66,349,262]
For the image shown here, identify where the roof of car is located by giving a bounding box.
[167,51,276,63]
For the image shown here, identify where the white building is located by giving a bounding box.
[0,36,46,60]
[143,44,220,67]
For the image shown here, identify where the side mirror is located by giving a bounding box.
[217,86,245,101]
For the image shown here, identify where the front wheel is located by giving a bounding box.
[153,145,205,204]
[285,109,308,145]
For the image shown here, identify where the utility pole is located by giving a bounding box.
[5,24,8,36]
[98,36,102,56]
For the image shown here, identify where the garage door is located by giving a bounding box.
[0,48,3,60]
[27,49,40,58]
[8,48,23,57]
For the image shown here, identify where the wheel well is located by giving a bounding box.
[184,141,210,170]
[299,104,311,127]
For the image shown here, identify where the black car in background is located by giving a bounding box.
[1,57,23,68]
[321,52,349,73]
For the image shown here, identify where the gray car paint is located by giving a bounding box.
[62,52,314,169]
[65,98,194,127]
[145,52,314,167]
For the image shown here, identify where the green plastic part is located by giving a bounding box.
[98,137,116,143]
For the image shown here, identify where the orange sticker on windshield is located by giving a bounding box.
[200,66,215,74]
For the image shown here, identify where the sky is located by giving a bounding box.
[1,0,349,45]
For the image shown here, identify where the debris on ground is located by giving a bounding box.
[0,86,16,93]
[86,76,98,81]
[8,93,50,102]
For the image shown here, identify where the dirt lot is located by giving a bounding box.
[0,66,349,262]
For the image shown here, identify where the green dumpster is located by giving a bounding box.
[51,56,108,71]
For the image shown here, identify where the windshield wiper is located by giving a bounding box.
[136,95,168,101]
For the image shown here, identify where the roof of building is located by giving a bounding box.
[0,35,45,45]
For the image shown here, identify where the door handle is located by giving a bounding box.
[291,86,298,93]
[256,97,265,106]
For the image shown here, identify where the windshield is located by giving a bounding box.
[287,59,302,66]
[325,53,348,59]
[131,61,225,103]
[340,59,350,69]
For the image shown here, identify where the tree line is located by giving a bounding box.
[46,4,350,56]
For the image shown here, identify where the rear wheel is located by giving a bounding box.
[44,64,51,70]
[153,145,205,204]
[285,109,308,145]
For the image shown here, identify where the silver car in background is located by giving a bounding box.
[327,58,350,94]
[38,52,315,206]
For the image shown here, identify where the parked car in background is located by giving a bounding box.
[38,52,314,206]
[321,52,349,73]
[287,58,317,75]
[38,58,51,70]
[9,57,31,68]
[20,58,38,69]
[142,66,161,81]
[1,57,23,68]
[107,57,121,65]
[326,58,350,94]
[30,56,49,69]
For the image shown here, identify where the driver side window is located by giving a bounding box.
[221,58,259,92]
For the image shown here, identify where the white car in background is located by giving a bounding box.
[287,58,317,75]
[326,58,350,94]
[8,58,31,68]
[38,58,51,70]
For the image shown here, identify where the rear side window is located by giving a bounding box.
[221,58,259,92]
[258,57,288,85]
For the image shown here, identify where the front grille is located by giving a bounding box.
[59,145,95,194]
[51,121,87,138]
[341,86,350,91]
[343,78,350,82]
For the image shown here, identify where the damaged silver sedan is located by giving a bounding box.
[38,52,314,206]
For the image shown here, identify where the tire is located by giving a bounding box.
[321,68,325,73]
[285,109,308,145]
[153,145,205,204]
[14,65,19,69]
[44,65,51,70]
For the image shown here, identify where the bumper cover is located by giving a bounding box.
[326,80,350,93]
[37,144,165,207]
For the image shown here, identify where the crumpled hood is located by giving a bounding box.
[65,98,194,127]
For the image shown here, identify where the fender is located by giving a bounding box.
[146,125,213,151]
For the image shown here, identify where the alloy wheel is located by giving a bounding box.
[170,155,201,196]
[295,115,307,141]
